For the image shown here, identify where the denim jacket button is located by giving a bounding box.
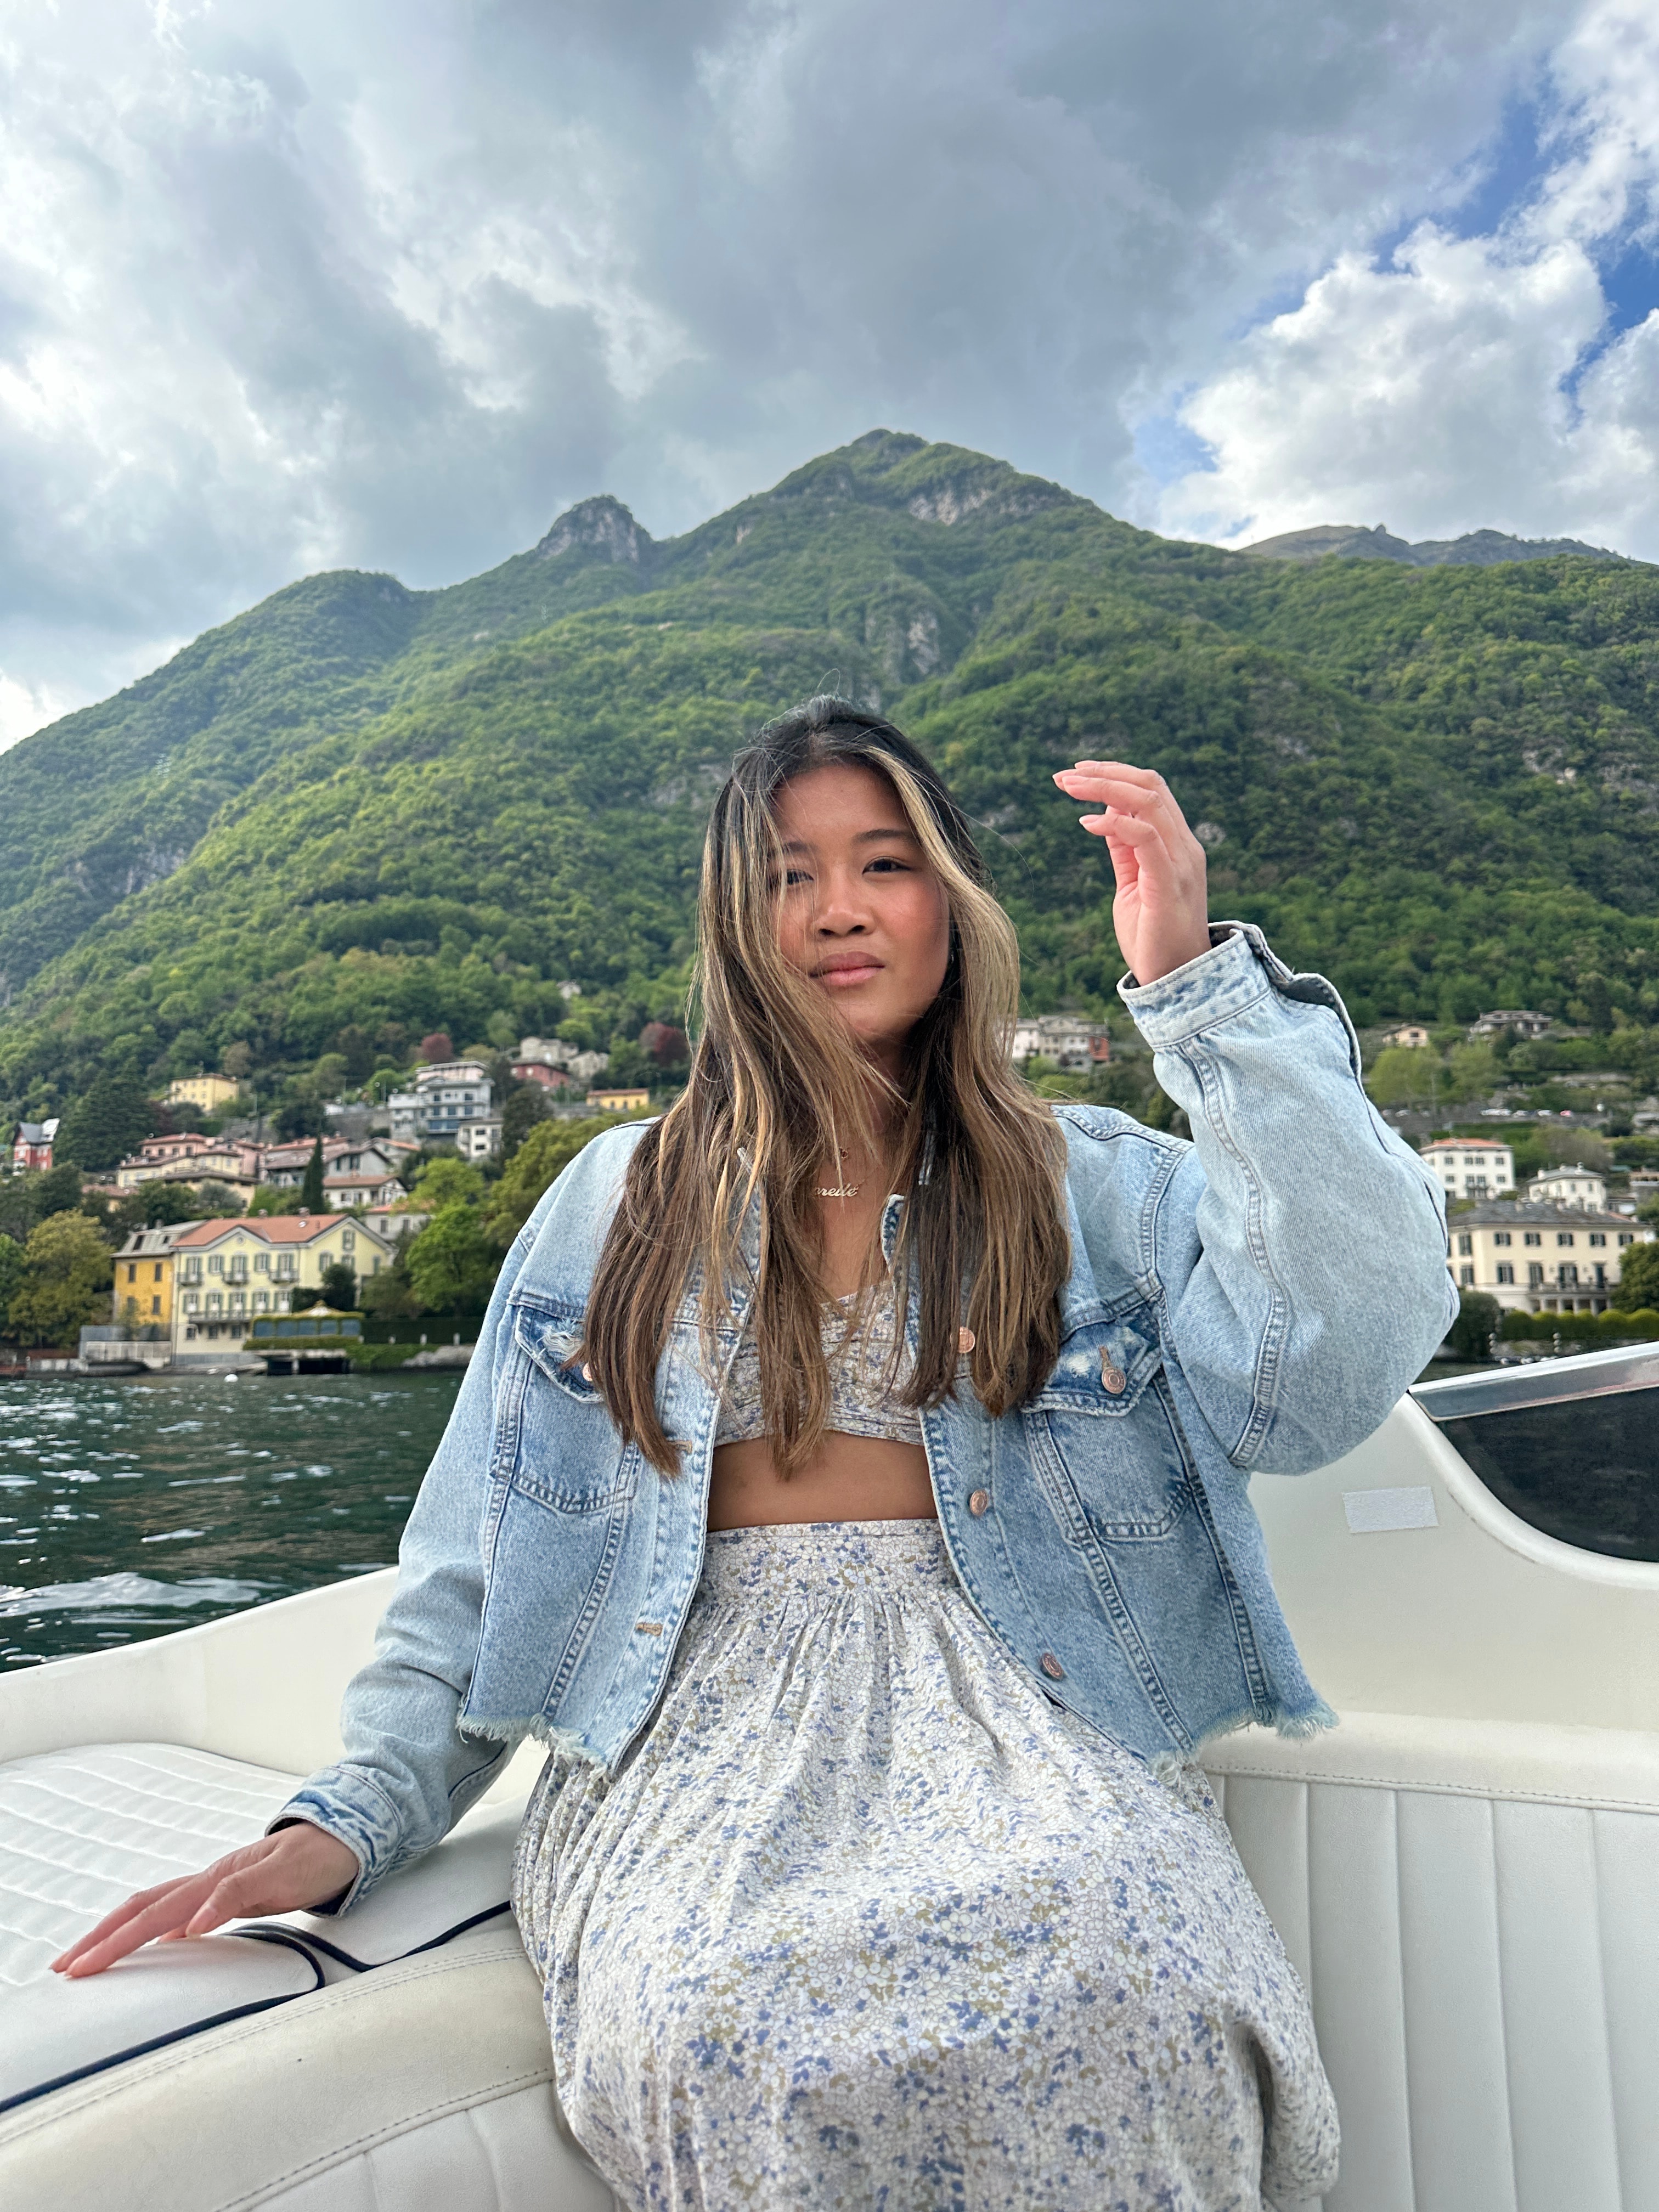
[1100,1355,1126,1393]
[968,1488,991,1516]
[582,1363,595,1382]
[958,1327,976,1353]
[1040,1652,1065,1680]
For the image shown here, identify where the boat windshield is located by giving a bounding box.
[1412,1345,1659,1561]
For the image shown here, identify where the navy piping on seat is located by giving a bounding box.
[0,1903,515,2116]
[0,1931,324,2118]
[244,1898,514,1976]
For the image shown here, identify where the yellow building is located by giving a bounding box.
[112,1222,197,1330]
[588,1088,652,1112]
[170,1212,396,1362]
[1448,1201,1654,1315]
[163,1074,245,1112]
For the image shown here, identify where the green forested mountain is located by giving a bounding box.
[4,427,1658,1118]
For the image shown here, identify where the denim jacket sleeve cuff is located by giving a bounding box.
[265,1770,402,1914]
[1118,921,1363,1076]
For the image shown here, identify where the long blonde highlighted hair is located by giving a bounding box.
[583,695,1069,1475]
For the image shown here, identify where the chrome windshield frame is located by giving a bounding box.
[1411,1342,1659,1422]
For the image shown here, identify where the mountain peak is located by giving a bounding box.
[535,495,652,566]
[1241,521,1628,568]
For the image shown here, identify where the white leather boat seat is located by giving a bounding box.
[1206,1712,1659,2212]
[0,1925,620,2212]
[0,1741,535,2112]
[0,1741,303,1991]
[7,1717,1659,2209]
[0,1739,617,2210]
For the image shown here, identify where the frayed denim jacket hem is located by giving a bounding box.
[276,923,1455,1908]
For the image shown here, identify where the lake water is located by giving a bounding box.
[0,1372,461,1668]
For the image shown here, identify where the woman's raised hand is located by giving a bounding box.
[1053,761,1212,986]
[50,1820,360,1978]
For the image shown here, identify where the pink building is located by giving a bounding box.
[511,1061,572,1091]
[12,1119,59,1171]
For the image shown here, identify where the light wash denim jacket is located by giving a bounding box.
[281,926,1455,1904]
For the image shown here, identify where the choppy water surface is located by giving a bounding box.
[0,1373,460,1666]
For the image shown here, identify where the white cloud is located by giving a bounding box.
[1155,0,1659,555]
[0,0,1603,741]
[0,669,75,756]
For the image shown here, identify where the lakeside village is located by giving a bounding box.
[2,1001,1658,1381]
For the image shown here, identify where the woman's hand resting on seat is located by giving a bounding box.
[50,1820,359,1978]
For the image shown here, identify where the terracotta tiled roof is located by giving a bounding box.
[173,1214,383,1248]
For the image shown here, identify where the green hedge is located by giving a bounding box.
[1499,1307,1659,1342]
[359,1312,477,1344]
[345,1341,430,1372]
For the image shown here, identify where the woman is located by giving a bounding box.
[57,697,1455,2208]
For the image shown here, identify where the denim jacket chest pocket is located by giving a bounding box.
[494,1299,639,1510]
[1024,1308,1193,1541]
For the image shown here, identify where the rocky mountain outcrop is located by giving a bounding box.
[535,494,654,567]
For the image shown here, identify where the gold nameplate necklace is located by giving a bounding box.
[816,1148,862,1200]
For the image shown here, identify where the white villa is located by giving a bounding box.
[1009,1015,1110,1072]
[1527,1165,1609,1211]
[1419,1138,1515,1201]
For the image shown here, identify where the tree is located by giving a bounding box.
[332,1026,374,1084]
[639,1022,690,1067]
[1365,1047,1437,1110]
[482,1114,627,1248]
[1612,1242,1659,1312]
[319,1260,357,1311]
[142,1181,205,1227]
[32,1163,83,1220]
[274,1088,324,1141]
[601,1036,652,1088]
[301,1137,325,1212]
[419,1031,454,1065]
[1446,1042,1499,1103]
[411,1155,487,1211]
[501,1082,551,1160]
[56,1075,155,1173]
[246,1183,304,1216]
[222,1041,253,1081]
[0,1163,81,1246]
[0,1233,24,1333]
[8,1211,114,1346]
[1447,1289,1500,1360]
[407,1205,497,1313]
[361,1247,421,1319]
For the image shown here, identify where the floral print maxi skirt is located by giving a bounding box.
[511,1519,1339,2211]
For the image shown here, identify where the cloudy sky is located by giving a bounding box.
[2,0,1656,748]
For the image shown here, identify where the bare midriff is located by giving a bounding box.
[707,1432,936,1530]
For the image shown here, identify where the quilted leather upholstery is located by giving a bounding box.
[0,1929,619,2212]
[8,1724,1658,2207]
[1210,1739,1659,2212]
[0,1741,301,1988]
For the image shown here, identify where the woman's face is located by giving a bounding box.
[772,761,951,1075]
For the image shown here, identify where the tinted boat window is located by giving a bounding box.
[1437,1389,1659,1561]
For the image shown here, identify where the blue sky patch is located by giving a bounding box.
[1131,409,1216,489]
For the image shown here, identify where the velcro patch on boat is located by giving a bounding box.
[1343,1487,1440,1533]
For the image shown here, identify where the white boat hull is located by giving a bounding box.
[5,1385,1658,2210]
